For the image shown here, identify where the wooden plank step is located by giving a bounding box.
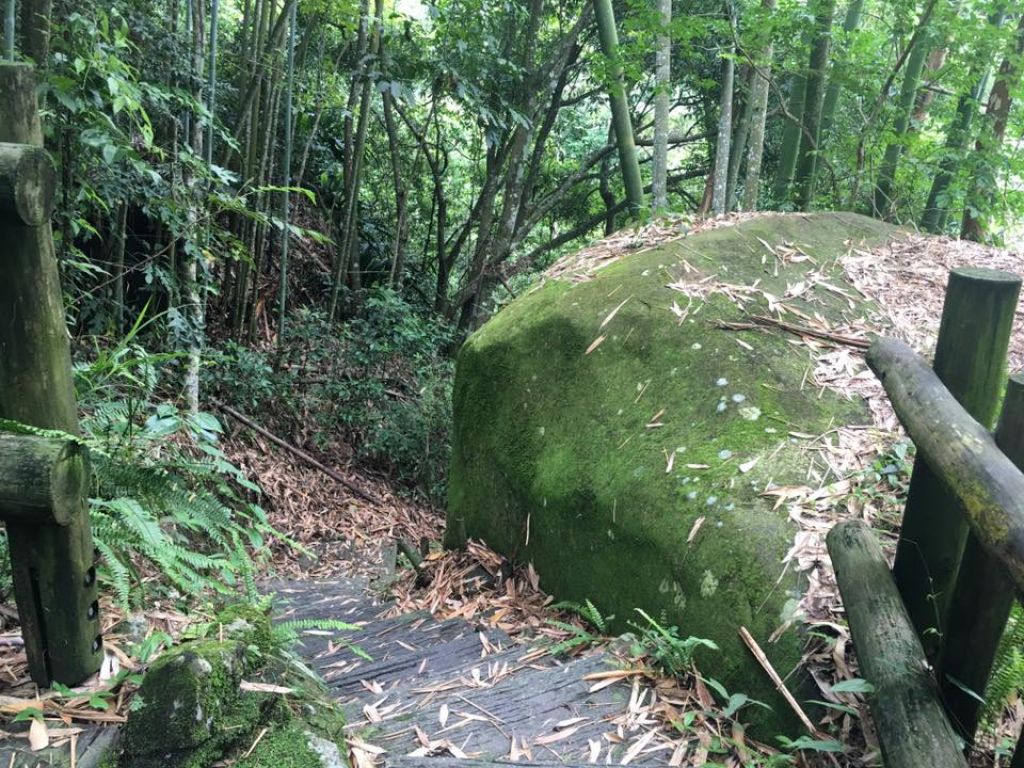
[268,578,391,623]
[386,758,601,768]
[344,652,674,764]
[0,723,118,768]
[324,626,514,697]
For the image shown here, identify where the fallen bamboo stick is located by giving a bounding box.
[737,625,819,736]
[214,400,381,505]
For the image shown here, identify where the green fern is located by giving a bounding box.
[544,599,613,656]
[981,604,1024,727]
[552,598,612,633]
[629,608,719,677]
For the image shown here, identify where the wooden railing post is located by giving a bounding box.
[938,374,1024,742]
[0,62,102,686]
[827,520,967,768]
[891,267,1021,656]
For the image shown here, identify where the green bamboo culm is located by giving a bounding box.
[278,0,297,341]
[4,0,14,60]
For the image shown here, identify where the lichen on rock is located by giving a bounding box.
[447,212,900,736]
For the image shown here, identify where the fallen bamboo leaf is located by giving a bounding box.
[585,335,607,355]
[240,681,294,695]
[534,724,582,744]
[739,457,760,474]
[600,296,632,329]
[687,516,706,544]
[29,717,49,751]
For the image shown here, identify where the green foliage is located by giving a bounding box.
[210,289,454,502]
[546,599,612,655]
[66,327,283,608]
[981,604,1024,728]
[629,609,719,677]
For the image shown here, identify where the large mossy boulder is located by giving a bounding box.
[447,212,900,736]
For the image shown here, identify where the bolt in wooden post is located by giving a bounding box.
[891,267,1021,658]
[0,62,101,686]
[938,374,1024,742]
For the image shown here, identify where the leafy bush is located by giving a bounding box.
[62,324,283,608]
[209,288,455,503]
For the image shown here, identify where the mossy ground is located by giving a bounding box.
[448,212,901,736]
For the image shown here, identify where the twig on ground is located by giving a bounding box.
[738,625,821,736]
[214,401,381,505]
[717,315,871,349]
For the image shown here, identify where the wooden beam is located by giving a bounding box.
[827,520,967,768]
[938,373,1024,741]
[889,267,1020,655]
[0,142,55,225]
[867,338,1024,593]
[0,433,89,525]
[0,62,101,687]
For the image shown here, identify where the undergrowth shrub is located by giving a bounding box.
[209,288,454,503]
[10,317,285,609]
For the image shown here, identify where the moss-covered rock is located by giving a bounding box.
[447,212,900,736]
[121,638,261,768]
[119,602,347,768]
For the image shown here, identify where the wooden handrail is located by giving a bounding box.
[867,337,1024,592]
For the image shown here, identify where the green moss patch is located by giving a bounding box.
[118,603,347,768]
[447,212,901,736]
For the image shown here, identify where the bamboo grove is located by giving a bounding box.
[3,0,1023,356]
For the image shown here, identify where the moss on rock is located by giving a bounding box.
[447,212,900,736]
[118,602,347,768]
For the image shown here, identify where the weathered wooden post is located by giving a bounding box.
[938,374,1024,742]
[827,520,967,768]
[0,61,102,685]
[890,267,1021,655]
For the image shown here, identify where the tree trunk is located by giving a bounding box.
[741,0,776,211]
[872,26,932,218]
[17,0,51,64]
[710,3,735,216]
[183,0,206,414]
[110,200,127,333]
[961,14,1024,242]
[277,0,296,340]
[382,90,409,288]
[792,0,837,211]
[726,65,752,212]
[593,0,645,216]
[772,71,805,204]
[921,10,1007,234]
[651,0,671,212]
[819,0,865,139]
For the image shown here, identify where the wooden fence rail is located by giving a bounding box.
[828,266,1024,767]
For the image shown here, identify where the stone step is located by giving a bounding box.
[386,758,604,768]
